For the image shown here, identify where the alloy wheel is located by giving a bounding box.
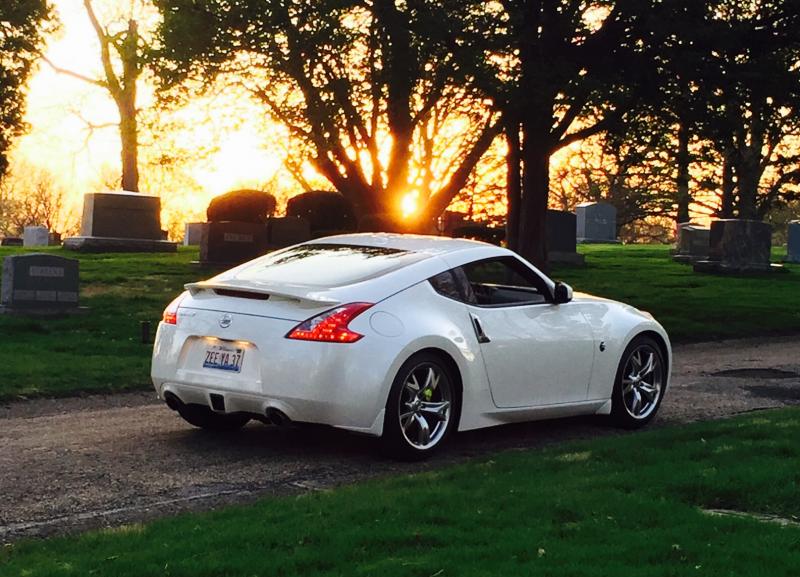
[621,344,663,420]
[397,362,452,450]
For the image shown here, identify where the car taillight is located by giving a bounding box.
[286,302,374,343]
[162,292,188,325]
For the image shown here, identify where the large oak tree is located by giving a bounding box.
[154,0,499,224]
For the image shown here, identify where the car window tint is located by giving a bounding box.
[429,271,463,301]
[461,257,549,306]
[229,244,431,287]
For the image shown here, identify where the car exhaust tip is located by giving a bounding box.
[265,407,291,427]
[164,392,183,411]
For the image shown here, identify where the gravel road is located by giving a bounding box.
[1,335,798,542]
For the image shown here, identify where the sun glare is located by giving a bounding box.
[401,191,419,218]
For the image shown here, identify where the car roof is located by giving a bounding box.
[309,232,493,255]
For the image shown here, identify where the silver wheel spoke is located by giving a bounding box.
[622,379,636,394]
[406,373,420,392]
[639,383,658,402]
[638,353,655,379]
[630,389,642,415]
[420,367,439,395]
[419,401,450,422]
[413,414,431,446]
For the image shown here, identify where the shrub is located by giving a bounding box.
[206,189,277,224]
[285,191,357,233]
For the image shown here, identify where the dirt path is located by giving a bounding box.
[1,336,798,542]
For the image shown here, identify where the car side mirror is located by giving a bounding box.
[553,281,573,304]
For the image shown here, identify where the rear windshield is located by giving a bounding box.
[228,244,430,287]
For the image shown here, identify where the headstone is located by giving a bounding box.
[786,221,800,264]
[694,219,776,274]
[547,210,585,265]
[63,191,177,253]
[0,237,23,247]
[439,211,470,236]
[184,222,204,246]
[576,202,618,243]
[1,254,83,315]
[673,222,711,264]
[267,217,311,248]
[200,221,268,266]
[48,232,61,246]
[23,226,50,248]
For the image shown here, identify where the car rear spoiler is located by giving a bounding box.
[184,281,341,306]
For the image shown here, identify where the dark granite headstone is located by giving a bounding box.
[546,210,585,265]
[200,221,268,266]
[64,191,177,253]
[673,223,711,264]
[577,202,618,243]
[786,221,800,264]
[267,217,311,248]
[1,238,23,247]
[694,219,775,274]
[1,254,81,314]
[439,211,470,236]
[48,232,61,246]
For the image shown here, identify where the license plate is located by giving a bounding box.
[203,344,244,373]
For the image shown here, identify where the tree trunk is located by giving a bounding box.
[119,97,139,192]
[516,136,549,271]
[675,120,691,223]
[505,118,522,252]
[736,154,760,220]
[719,149,735,218]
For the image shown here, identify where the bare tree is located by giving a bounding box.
[44,0,145,191]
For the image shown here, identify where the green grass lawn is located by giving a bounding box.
[3,408,799,576]
[0,244,797,400]
[552,244,800,342]
[0,247,215,400]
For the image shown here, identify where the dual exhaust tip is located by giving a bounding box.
[163,392,291,427]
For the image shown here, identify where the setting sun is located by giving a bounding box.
[400,191,419,218]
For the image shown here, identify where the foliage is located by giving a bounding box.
[0,0,55,180]
[285,190,357,233]
[153,0,500,224]
[206,189,277,223]
[0,244,797,400]
[449,0,678,267]
[699,0,800,220]
[3,408,800,576]
[0,163,78,236]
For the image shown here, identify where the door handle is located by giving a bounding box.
[470,313,491,343]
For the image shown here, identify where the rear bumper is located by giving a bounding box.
[154,380,386,436]
[151,321,393,436]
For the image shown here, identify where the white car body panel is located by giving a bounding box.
[151,233,672,438]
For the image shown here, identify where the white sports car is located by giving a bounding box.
[152,233,670,458]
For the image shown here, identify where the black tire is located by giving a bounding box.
[382,352,460,461]
[610,335,667,429]
[177,403,251,432]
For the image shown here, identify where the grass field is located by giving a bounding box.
[2,407,799,576]
[0,244,797,400]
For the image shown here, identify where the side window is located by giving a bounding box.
[461,257,550,306]
[429,270,463,301]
